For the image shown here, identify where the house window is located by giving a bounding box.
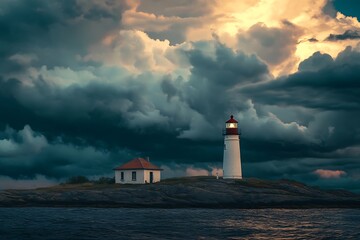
[120,172,124,181]
[132,171,136,181]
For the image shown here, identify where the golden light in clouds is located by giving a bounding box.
[119,0,360,76]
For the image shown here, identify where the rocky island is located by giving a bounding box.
[0,177,359,208]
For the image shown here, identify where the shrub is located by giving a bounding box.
[94,177,115,184]
[66,176,90,184]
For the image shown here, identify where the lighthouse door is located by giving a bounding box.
[150,172,154,183]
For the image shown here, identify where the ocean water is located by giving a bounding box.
[0,208,359,240]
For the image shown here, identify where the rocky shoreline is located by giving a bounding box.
[1,177,359,208]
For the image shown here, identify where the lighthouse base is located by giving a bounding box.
[223,134,242,180]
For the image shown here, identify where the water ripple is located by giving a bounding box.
[0,208,359,239]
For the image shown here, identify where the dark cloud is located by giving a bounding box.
[0,39,272,181]
[0,0,130,71]
[307,38,319,43]
[183,41,269,121]
[1,36,360,191]
[240,46,360,162]
[0,125,132,179]
[298,51,333,72]
[124,0,215,45]
[137,0,214,18]
[238,22,302,65]
[242,47,360,111]
[297,38,319,44]
[322,0,337,18]
[325,30,360,41]
[0,1,359,192]
[161,76,181,102]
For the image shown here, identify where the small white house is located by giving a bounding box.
[114,158,162,184]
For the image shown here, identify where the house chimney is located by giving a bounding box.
[146,156,150,162]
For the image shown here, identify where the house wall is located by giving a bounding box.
[144,170,161,183]
[115,169,144,184]
[115,169,161,184]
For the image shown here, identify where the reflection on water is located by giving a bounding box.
[214,209,358,240]
[0,208,359,240]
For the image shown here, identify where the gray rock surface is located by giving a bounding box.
[0,177,359,208]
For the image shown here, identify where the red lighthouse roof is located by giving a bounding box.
[114,158,163,170]
[226,115,238,123]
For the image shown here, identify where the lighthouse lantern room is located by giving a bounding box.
[223,115,242,179]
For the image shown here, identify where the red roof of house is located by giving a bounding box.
[114,158,162,171]
[226,115,238,123]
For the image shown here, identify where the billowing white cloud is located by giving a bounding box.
[86,30,191,74]
[9,53,38,65]
[0,125,47,157]
[332,146,360,158]
[236,100,311,143]
[0,125,132,179]
[119,0,360,76]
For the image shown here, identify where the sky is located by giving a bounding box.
[0,0,360,191]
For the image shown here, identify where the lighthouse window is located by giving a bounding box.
[226,123,237,128]
[132,171,136,181]
[120,172,124,181]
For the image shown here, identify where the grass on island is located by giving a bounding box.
[38,175,311,191]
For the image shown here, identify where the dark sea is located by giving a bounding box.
[0,208,359,240]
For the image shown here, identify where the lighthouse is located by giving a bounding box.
[223,115,242,179]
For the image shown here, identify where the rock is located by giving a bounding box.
[0,177,359,208]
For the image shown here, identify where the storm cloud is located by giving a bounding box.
[0,0,360,192]
[326,30,360,41]
[238,21,302,66]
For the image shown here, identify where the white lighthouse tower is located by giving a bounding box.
[223,115,242,179]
